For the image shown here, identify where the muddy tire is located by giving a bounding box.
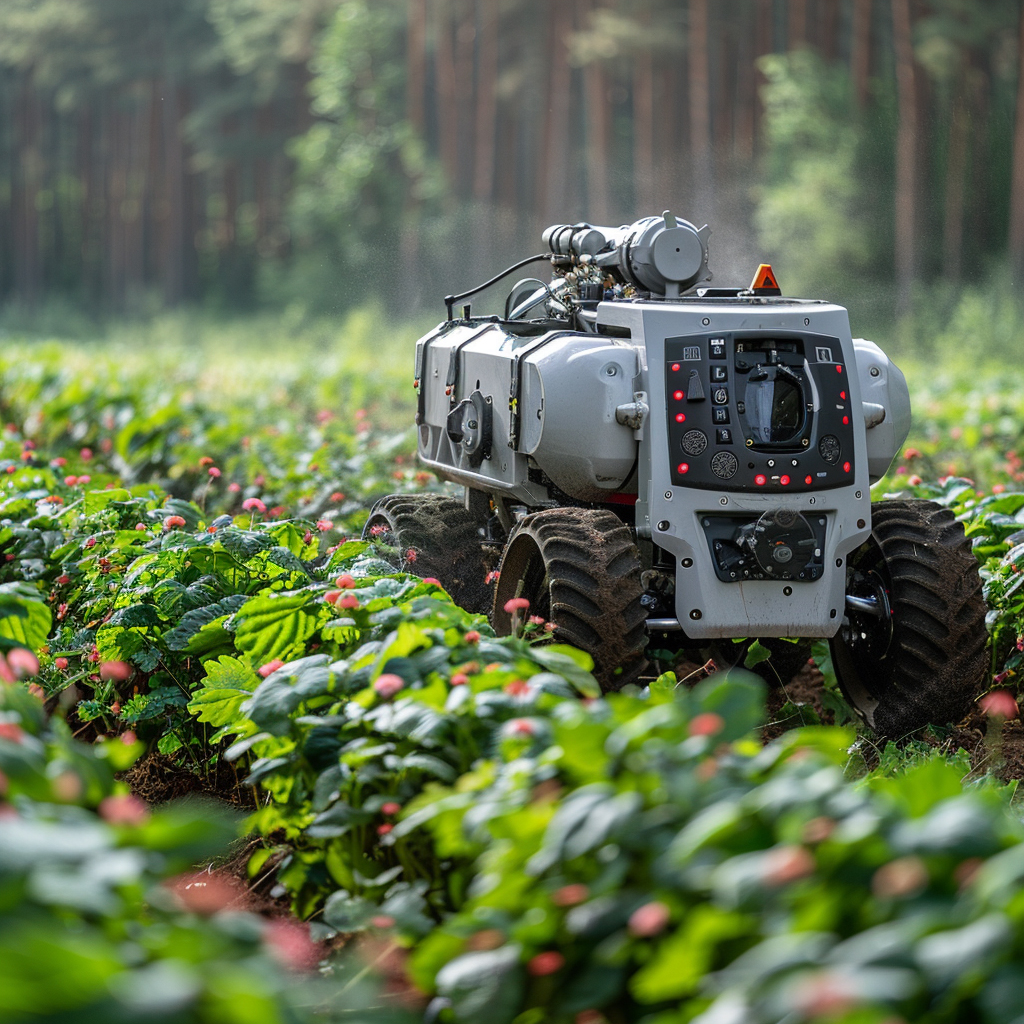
[491,508,647,691]
[830,499,987,737]
[362,493,495,614]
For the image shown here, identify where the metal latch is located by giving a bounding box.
[616,391,649,439]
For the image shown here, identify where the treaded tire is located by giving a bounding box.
[830,498,987,737]
[491,508,648,692]
[362,494,494,614]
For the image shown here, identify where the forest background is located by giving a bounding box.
[1,0,1023,351]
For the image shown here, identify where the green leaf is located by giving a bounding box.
[232,592,320,664]
[0,582,51,651]
[188,656,260,727]
[84,488,131,513]
[164,595,246,651]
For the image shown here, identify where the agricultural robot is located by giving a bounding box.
[364,213,987,735]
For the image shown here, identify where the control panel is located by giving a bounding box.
[664,332,855,492]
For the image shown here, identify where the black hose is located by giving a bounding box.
[444,253,552,320]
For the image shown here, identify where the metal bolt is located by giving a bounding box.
[657,520,670,532]
[835,558,843,567]
[857,518,866,529]
[870,366,880,376]
[664,491,672,500]
[605,365,618,376]
[783,586,793,596]
[719,496,728,505]
[804,317,810,326]
[681,557,693,568]
[702,317,710,326]
[855,490,862,499]
[830,608,837,618]
[689,609,703,620]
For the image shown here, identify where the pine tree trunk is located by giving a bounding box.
[161,70,185,306]
[851,0,872,109]
[633,42,656,210]
[583,57,611,222]
[1009,0,1024,275]
[944,82,968,283]
[688,0,713,213]
[434,0,459,190]
[892,0,917,315]
[406,0,427,136]
[473,0,498,202]
[753,0,773,156]
[789,0,807,50]
[537,1,572,222]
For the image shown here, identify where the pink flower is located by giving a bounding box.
[99,793,149,826]
[78,475,90,485]
[450,673,469,686]
[228,481,241,493]
[335,574,356,589]
[51,457,67,468]
[504,597,530,614]
[485,570,500,584]
[370,915,395,929]
[381,801,402,816]
[376,823,394,836]
[528,615,545,625]
[908,474,922,486]
[99,660,131,682]
[84,537,97,549]
[422,577,441,586]
[208,467,221,478]
[762,845,816,886]
[980,690,1019,719]
[80,447,92,461]
[263,919,320,972]
[56,574,71,586]
[135,523,147,531]
[121,730,137,745]
[110,701,121,715]
[242,497,266,513]
[330,491,345,503]
[0,722,25,743]
[324,590,344,605]
[464,630,481,644]
[373,674,404,699]
[64,475,78,486]
[6,648,39,678]
[163,515,186,530]
[316,520,331,532]
[258,659,285,678]
[54,657,69,671]
[527,951,564,977]
[166,868,243,914]
[689,712,725,737]
[505,718,534,738]
[504,679,530,696]
[552,884,589,907]
[302,530,314,544]
[628,901,671,937]
[904,447,921,460]
[405,548,417,563]
[337,592,359,610]
[199,457,215,467]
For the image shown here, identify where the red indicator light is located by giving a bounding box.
[675,413,686,423]
[674,390,684,400]
[780,475,790,486]
[754,474,766,486]
[677,462,689,474]
[836,365,842,373]
[805,475,813,485]
[843,461,851,473]
[840,390,847,400]
[842,415,849,425]
[671,363,680,372]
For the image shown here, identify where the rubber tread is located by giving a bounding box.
[362,493,494,614]
[492,508,648,691]
[833,499,987,736]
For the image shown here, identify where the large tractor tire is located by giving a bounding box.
[491,508,648,692]
[829,499,987,737]
[361,494,495,614]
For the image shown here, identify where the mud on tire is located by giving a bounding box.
[491,508,647,692]
[362,493,495,614]
[830,498,988,737]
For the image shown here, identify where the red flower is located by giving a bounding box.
[51,457,67,468]
[80,447,92,461]
[64,475,78,486]
[904,447,922,460]
[325,590,344,605]
[242,497,266,513]
[527,951,565,977]
[84,537,97,549]
[166,868,243,914]
[504,597,530,614]
[405,548,418,563]
[374,674,404,699]
[0,723,25,743]
[110,701,121,715]
[464,630,481,644]
[485,570,500,584]
[99,661,131,682]
[199,456,214,467]
[376,823,394,836]
[208,467,221,478]
[505,718,534,738]
[422,577,441,586]
[381,801,401,816]
[689,712,725,737]
[6,648,39,678]
[54,657,69,670]
[259,659,285,678]
[316,520,331,532]
[228,481,241,493]
[263,919,320,973]
[335,574,356,589]
[504,679,530,696]
[56,603,68,621]
[450,673,469,686]
[163,515,186,530]
[337,592,359,610]
[552,884,589,907]
[330,492,345,503]
[628,901,671,937]
[908,474,922,486]
[56,575,70,586]
[980,690,1019,719]
[135,523,147,531]
[370,915,395,929]
[98,793,149,826]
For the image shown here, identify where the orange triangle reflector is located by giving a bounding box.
[750,263,781,294]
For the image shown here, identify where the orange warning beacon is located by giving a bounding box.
[749,263,781,295]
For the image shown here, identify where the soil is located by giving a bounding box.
[118,751,257,809]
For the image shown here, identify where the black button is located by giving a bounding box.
[716,428,733,444]
[710,366,727,382]
[686,370,705,402]
[736,401,746,414]
[709,339,727,359]
[712,407,730,424]
[712,386,728,405]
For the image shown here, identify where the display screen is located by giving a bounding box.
[745,374,803,444]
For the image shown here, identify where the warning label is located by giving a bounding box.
[749,263,781,293]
